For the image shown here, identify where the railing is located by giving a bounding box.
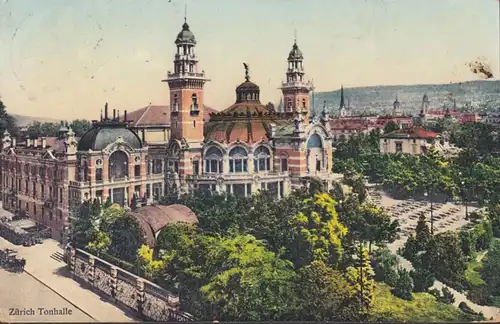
[167,72,206,79]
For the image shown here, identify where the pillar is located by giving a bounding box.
[88,256,95,287]
[69,247,76,277]
[110,266,118,301]
[136,278,145,314]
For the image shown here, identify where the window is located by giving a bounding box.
[96,168,103,181]
[205,147,223,173]
[287,98,292,110]
[173,94,179,112]
[302,99,306,109]
[41,184,45,199]
[253,146,271,172]
[229,147,248,173]
[134,165,141,177]
[395,142,403,153]
[59,188,63,203]
[191,94,199,111]
[281,156,288,171]
[193,159,200,175]
[152,159,163,174]
[24,180,28,195]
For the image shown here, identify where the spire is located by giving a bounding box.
[294,28,297,45]
[184,4,187,23]
[453,99,457,111]
[339,85,345,108]
[243,62,250,82]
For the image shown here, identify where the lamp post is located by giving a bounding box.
[424,191,434,234]
[461,180,469,220]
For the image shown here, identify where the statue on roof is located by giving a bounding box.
[243,62,250,82]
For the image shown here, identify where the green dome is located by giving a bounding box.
[175,22,196,44]
[288,42,303,60]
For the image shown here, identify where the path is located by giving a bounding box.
[0,236,138,322]
[369,189,500,320]
[0,267,94,322]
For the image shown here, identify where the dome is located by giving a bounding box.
[288,42,303,60]
[127,204,199,247]
[175,22,196,44]
[77,125,142,151]
[236,81,259,91]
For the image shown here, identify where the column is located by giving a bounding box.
[136,278,145,315]
[110,266,118,301]
[110,188,114,203]
[69,247,76,277]
[88,256,95,288]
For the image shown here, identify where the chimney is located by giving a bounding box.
[41,137,47,148]
[269,123,276,138]
[113,109,116,120]
[117,110,120,120]
[33,138,38,147]
[124,110,128,122]
[104,103,109,120]
[26,138,31,147]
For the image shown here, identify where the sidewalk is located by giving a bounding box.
[0,237,138,322]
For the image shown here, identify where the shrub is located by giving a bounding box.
[410,268,435,293]
[391,268,414,301]
[441,287,455,304]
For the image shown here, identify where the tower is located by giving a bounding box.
[280,35,312,123]
[422,93,430,114]
[339,85,349,118]
[163,16,210,143]
[393,94,401,116]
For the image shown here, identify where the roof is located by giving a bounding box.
[126,105,217,127]
[382,127,439,139]
[127,204,199,247]
[175,22,196,44]
[288,42,303,60]
[77,122,142,151]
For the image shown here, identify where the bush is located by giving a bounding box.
[410,268,435,292]
[441,287,455,304]
[391,268,414,301]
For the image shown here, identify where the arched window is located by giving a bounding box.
[109,151,129,180]
[280,154,288,172]
[302,98,307,109]
[229,146,248,173]
[191,94,198,111]
[253,146,271,172]
[173,94,179,112]
[205,147,223,173]
[287,98,292,110]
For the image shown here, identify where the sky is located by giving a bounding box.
[0,0,498,120]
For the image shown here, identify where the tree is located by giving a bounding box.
[391,268,414,301]
[383,121,400,134]
[137,245,165,281]
[287,192,347,268]
[199,234,296,321]
[0,100,18,138]
[371,247,399,286]
[106,214,143,262]
[293,260,363,321]
[480,240,500,295]
[69,200,101,248]
[350,202,399,253]
[345,246,375,313]
[410,268,435,292]
[69,119,92,137]
[86,231,111,257]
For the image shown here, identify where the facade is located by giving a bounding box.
[480,112,500,127]
[0,105,166,242]
[379,127,439,155]
[162,21,338,197]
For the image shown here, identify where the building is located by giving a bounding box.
[480,112,500,127]
[126,104,218,146]
[379,127,439,155]
[0,106,165,242]
[162,20,338,196]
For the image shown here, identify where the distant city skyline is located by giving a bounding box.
[0,0,498,120]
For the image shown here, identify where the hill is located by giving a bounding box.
[11,114,62,127]
[310,80,500,116]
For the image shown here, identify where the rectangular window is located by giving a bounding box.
[41,184,45,199]
[279,181,284,198]
[96,168,103,181]
[134,165,141,177]
[226,185,231,194]
[59,188,63,203]
[193,160,199,175]
[281,158,288,172]
[247,184,252,196]
[146,184,151,199]
[395,142,403,153]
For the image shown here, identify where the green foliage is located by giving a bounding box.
[370,283,483,322]
[69,200,102,248]
[480,240,500,296]
[294,260,364,321]
[391,268,414,301]
[86,231,111,256]
[345,246,375,310]
[288,192,347,268]
[371,248,399,286]
[410,268,435,293]
[383,121,400,134]
[0,100,19,138]
[69,119,92,137]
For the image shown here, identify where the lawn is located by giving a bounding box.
[369,283,481,322]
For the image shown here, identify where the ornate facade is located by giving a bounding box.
[163,21,338,197]
[0,104,165,242]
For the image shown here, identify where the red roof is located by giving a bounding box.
[383,127,438,139]
[127,105,218,127]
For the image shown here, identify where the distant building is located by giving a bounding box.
[480,112,500,128]
[380,127,439,155]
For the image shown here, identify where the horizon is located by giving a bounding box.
[0,0,499,120]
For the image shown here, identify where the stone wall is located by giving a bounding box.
[65,245,193,322]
